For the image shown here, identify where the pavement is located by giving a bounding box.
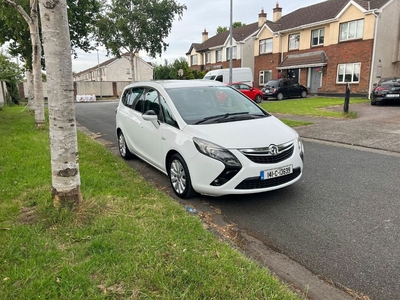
[273,101,400,154]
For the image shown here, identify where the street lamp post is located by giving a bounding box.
[229,0,233,86]
[97,49,102,99]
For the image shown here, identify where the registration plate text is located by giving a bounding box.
[260,165,293,180]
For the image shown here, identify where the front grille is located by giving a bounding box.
[235,167,301,190]
[240,142,294,164]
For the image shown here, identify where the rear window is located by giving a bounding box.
[379,78,400,86]
[265,80,280,87]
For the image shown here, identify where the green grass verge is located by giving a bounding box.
[260,97,369,118]
[0,106,300,300]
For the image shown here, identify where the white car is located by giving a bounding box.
[115,80,304,199]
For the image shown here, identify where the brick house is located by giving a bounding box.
[186,12,267,75]
[188,0,400,97]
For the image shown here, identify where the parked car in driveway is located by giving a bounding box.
[371,77,400,105]
[262,79,308,100]
[231,82,263,103]
[115,80,304,199]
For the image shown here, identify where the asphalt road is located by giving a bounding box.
[75,101,400,300]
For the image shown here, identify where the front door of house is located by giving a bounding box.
[310,68,321,94]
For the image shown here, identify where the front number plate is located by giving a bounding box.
[386,94,400,98]
[260,165,293,180]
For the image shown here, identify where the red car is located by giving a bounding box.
[231,82,263,103]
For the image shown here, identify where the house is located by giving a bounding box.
[186,12,266,74]
[188,0,400,97]
[73,52,154,82]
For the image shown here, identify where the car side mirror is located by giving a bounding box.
[143,110,160,128]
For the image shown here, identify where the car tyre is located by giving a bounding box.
[371,100,376,106]
[301,91,307,98]
[118,131,133,159]
[276,92,284,101]
[168,153,197,199]
[254,95,262,103]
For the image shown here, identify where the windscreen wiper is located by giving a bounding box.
[195,112,249,124]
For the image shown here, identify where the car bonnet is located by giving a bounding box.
[182,116,298,149]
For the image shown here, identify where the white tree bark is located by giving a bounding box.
[39,0,82,208]
[4,0,45,126]
[26,70,34,111]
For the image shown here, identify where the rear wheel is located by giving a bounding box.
[254,94,262,103]
[301,91,307,98]
[118,131,133,159]
[276,93,284,101]
[168,153,196,199]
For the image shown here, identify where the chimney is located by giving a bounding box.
[258,8,267,27]
[273,2,282,22]
[202,29,208,42]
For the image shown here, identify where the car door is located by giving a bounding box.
[119,86,145,154]
[290,80,301,97]
[138,88,164,168]
[236,83,252,99]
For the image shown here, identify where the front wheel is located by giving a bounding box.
[118,131,133,159]
[301,91,307,98]
[168,153,196,199]
[276,93,284,101]
[254,94,262,103]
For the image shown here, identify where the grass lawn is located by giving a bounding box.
[0,106,301,300]
[260,97,369,118]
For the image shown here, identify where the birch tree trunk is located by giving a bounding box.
[39,0,82,208]
[4,0,45,126]
[26,70,34,111]
[29,2,45,126]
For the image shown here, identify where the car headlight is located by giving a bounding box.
[193,137,241,167]
[297,136,304,161]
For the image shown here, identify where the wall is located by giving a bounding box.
[21,81,131,99]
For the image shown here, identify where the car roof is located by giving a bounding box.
[123,80,227,90]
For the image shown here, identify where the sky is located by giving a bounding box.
[3,0,325,73]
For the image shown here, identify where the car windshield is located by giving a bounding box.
[166,86,269,125]
[203,75,216,80]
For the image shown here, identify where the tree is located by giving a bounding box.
[0,0,102,115]
[153,58,206,80]
[216,22,246,34]
[97,0,186,82]
[1,0,45,127]
[39,0,82,208]
[0,52,23,104]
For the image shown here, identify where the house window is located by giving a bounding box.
[259,38,273,54]
[216,50,222,62]
[191,55,198,65]
[337,63,361,83]
[289,33,300,50]
[205,52,211,64]
[339,19,364,41]
[311,28,324,46]
[226,46,237,60]
[259,70,272,85]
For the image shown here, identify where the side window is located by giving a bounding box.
[215,75,223,82]
[131,87,145,113]
[143,89,160,116]
[121,89,130,106]
[160,96,178,128]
